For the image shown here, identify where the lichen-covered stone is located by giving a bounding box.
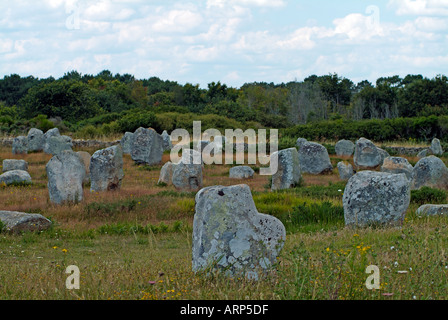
[27,128,44,152]
[229,166,255,179]
[130,127,163,165]
[44,135,73,155]
[271,148,301,191]
[430,138,443,156]
[0,211,52,234]
[296,138,307,149]
[2,159,28,172]
[172,149,203,191]
[158,161,175,185]
[416,204,448,216]
[161,130,173,151]
[0,170,32,186]
[381,157,413,180]
[335,140,355,157]
[411,156,448,190]
[354,138,382,170]
[120,132,134,154]
[77,151,91,185]
[343,171,411,227]
[90,145,124,192]
[46,150,85,204]
[192,184,286,280]
[12,136,28,154]
[337,161,354,180]
[298,142,333,175]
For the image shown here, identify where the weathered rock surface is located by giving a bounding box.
[381,157,413,180]
[161,130,173,151]
[229,166,255,179]
[0,211,52,234]
[46,150,85,204]
[76,151,91,185]
[44,135,73,155]
[158,161,175,185]
[298,141,333,175]
[411,156,448,190]
[0,170,32,186]
[335,140,355,157]
[343,171,411,227]
[90,145,124,192]
[337,161,354,180]
[296,138,307,149]
[271,148,301,191]
[192,184,286,280]
[130,127,163,165]
[27,128,44,152]
[12,136,28,154]
[416,204,448,216]
[2,159,28,172]
[430,138,443,156]
[120,132,134,154]
[172,149,203,191]
[353,138,382,170]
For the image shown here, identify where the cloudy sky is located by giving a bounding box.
[0,0,447,87]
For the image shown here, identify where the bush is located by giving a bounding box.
[411,187,447,205]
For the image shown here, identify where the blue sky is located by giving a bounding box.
[0,0,447,88]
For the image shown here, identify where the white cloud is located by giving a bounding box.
[389,0,448,16]
[206,0,285,8]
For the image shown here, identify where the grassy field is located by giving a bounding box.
[0,145,447,300]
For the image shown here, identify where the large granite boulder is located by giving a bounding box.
[335,140,355,157]
[381,157,413,180]
[130,127,163,165]
[353,138,382,170]
[430,138,443,156]
[271,148,301,191]
[44,135,73,155]
[0,170,32,186]
[0,211,52,234]
[158,161,175,185]
[229,166,255,179]
[192,184,286,280]
[90,145,124,192]
[161,130,173,151]
[27,128,45,152]
[172,149,203,191]
[12,136,28,154]
[298,141,333,175]
[120,132,134,154]
[411,156,448,190]
[46,150,85,204]
[343,171,411,227]
[337,161,354,180]
[2,159,28,172]
[76,151,91,185]
[416,204,448,216]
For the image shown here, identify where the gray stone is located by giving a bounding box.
[377,147,390,164]
[90,145,124,192]
[44,135,73,155]
[335,140,355,157]
[298,141,333,175]
[130,127,164,165]
[158,161,175,185]
[161,130,173,151]
[416,204,448,216]
[296,138,307,149]
[120,132,134,154]
[192,184,286,280]
[411,156,448,190]
[2,159,28,172]
[0,170,32,186]
[43,128,60,152]
[354,138,382,170]
[0,211,52,234]
[430,138,443,156]
[12,136,28,154]
[381,157,413,180]
[27,128,44,152]
[46,150,85,204]
[77,151,91,185]
[229,166,255,179]
[417,149,430,159]
[343,171,411,227]
[172,149,203,191]
[337,161,354,180]
[271,148,301,191]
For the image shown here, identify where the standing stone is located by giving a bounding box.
[296,138,307,149]
[130,127,163,165]
[120,132,134,154]
[90,145,124,192]
[353,138,382,170]
[192,184,286,280]
[343,171,411,227]
[381,157,413,180]
[161,130,173,151]
[417,149,430,159]
[44,135,73,155]
[335,140,355,157]
[229,166,255,179]
[430,138,443,156]
[12,136,28,154]
[27,128,44,152]
[76,151,91,185]
[271,148,301,191]
[0,211,52,234]
[158,161,175,185]
[337,161,354,180]
[298,142,333,175]
[411,156,448,190]
[377,147,390,164]
[46,150,85,204]
[172,149,203,191]
[416,204,448,216]
[2,159,28,172]
[43,128,60,153]
[0,170,32,186]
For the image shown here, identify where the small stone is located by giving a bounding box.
[2,159,28,172]
[229,166,255,179]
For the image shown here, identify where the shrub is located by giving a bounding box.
[411,187,447,205]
